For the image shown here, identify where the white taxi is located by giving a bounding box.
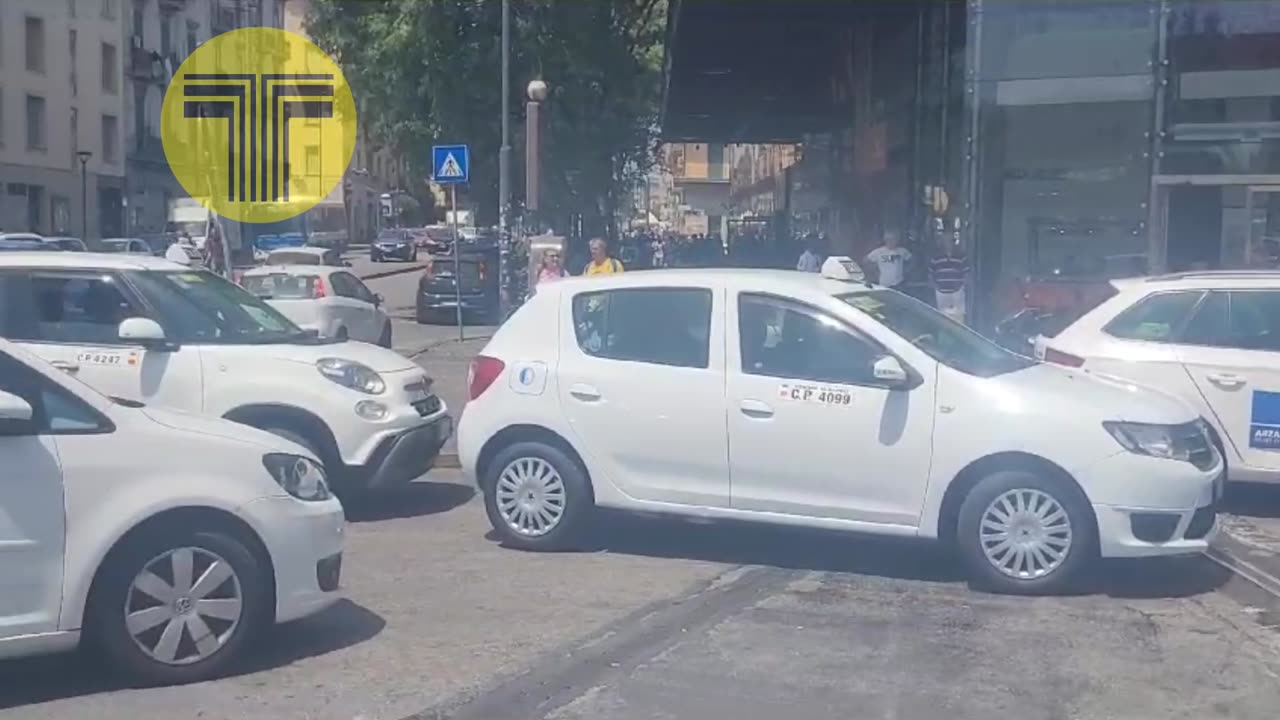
[0,252,451,495]
[0,339,343,685]
[458,258,1221,594]
[1035,270,1280,487]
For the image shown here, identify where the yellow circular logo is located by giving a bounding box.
[161,28,357,224]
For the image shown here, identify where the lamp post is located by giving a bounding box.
[525,79,548,232]
[498,0,512,317]
[76,151,93,242]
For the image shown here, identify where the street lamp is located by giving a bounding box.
[525,79,548,227]
[76,151,93,241]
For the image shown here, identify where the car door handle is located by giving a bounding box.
[49,360,80,373]
[739,399,774,418]
[1206,373,1246,389]
[569,384,602,402]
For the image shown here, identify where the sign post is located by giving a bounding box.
[432,144,470,342]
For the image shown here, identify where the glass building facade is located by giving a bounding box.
[964,0,1280,323]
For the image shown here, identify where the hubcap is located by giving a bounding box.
[979,488,1073,580]
[125,547,244,666]
[495,457,566,537]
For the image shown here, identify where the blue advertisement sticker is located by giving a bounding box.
[1250,390,1280,450]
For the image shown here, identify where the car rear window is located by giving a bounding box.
[1103,290,1205,342]
[266,251,325,266]
[242,274,319,300]
[572,288,712,369]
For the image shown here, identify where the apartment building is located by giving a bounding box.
[125,0,286,237]
[664,142,730,236]
[0,0,127,239]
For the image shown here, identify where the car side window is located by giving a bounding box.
[1179,292,1228,347]
[1224,291,1280,352]
[572,288,712,369]
[738,293,884,386]
[5,271,144,345]
[328,272,357,299]
[1103,291,1204,343]
[0,352,111,435]
[349,275,377,303]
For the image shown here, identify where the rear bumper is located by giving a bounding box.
[372,245,414,259]
[419,292,491,313]
[355,414,454,489]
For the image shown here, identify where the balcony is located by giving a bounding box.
[130,47,167,84]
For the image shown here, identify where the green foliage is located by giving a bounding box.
[307,0,667,233]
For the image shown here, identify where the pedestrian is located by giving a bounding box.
[204,222,226,276]
[536,248,568,285]
[865,229,912,288]
[165,231,197,265]
[930,233,970,323]
[796,233,822,272]
[583,237,624,275]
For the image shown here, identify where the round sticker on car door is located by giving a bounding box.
[509,361,548,396]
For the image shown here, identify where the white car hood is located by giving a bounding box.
[252,340,418,373]
[139,405,311,456]
[992,363,1197,425]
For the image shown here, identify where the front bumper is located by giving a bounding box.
[356,414,453,489]
[239,495,345,623]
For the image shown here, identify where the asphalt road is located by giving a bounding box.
[5,472,1280,720]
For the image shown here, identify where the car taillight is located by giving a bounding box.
[313,276,327,298]
[1043,346,1085,368]
[468,355,505,400]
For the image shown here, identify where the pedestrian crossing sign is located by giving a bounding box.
[432,144,469,184]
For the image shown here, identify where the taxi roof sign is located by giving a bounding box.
[821,256,866,282]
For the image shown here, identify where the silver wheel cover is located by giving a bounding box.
[125,546,244,666]
[979,488,1074,580]
[495,457,567,537]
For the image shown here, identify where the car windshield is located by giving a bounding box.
[838,290,1034,378]
[126,270,310,345]
[377,230,407,242]
[101,241,131,253]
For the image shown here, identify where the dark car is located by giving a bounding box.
[371,229,418,262]
[416,245,500,324]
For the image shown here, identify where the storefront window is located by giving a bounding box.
[972,1,1157,321]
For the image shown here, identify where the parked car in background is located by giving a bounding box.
[242,264,391,346]
[44,237,87,252]
[0,234,55,252]
[416,244,500,325]
[421,225,454,255]
[0,338,344,685]
[1036,270,1280,488]
[263,247,346,267]
[0,252,452,496]
[101,238,156,256]
[371,229,418,262]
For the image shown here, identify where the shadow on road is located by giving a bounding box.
[344,480,475,523]
[496,511,1231,600]
[0,599,384,710]
[1223,481,1280,519]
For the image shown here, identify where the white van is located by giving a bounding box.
[0,339,344,685]
[0,252,451,494]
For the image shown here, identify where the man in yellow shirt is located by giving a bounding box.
[583,237,624,275]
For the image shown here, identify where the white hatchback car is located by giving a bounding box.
[0,339,344,685]
[458,259,1222,594]
[241,264,392,346]
[1035,270,1280,487]
[0,253,450,495]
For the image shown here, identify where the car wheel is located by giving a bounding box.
[956,469,1096,595]
[370,254,380,263]
[88,527,270,686]
[483,441,593,551]
[378,322,392,348]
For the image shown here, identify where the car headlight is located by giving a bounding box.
[262,454,332,501]
[316,358,386,394]
[1103,421,1211,465]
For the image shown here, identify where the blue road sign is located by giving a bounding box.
[432,144,469,184]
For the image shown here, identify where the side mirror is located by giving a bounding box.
[118,317,170,349]
[343,260,353,267]
[0,390,35,436]
[872,355,910,387]
[374,293,384,306]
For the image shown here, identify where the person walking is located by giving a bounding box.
[930,234,970,323]
[583,237,624,275]
[865,229,912,289]
[165,232,197,265]
[796,233,822,272]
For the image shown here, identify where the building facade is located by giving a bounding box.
[0,0,128,239]
[664,0,1280,327]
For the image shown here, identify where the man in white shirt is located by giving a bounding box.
[796,233,823,272]
[165,233,197,265]
[865,229,912,288]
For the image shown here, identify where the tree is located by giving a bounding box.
[306,0,667,236]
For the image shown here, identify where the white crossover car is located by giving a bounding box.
[458,258,1222,594]
[1035,270,1280,487]
[0,253,451,495]
[241,264,392,346]
[0,339,344,685]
